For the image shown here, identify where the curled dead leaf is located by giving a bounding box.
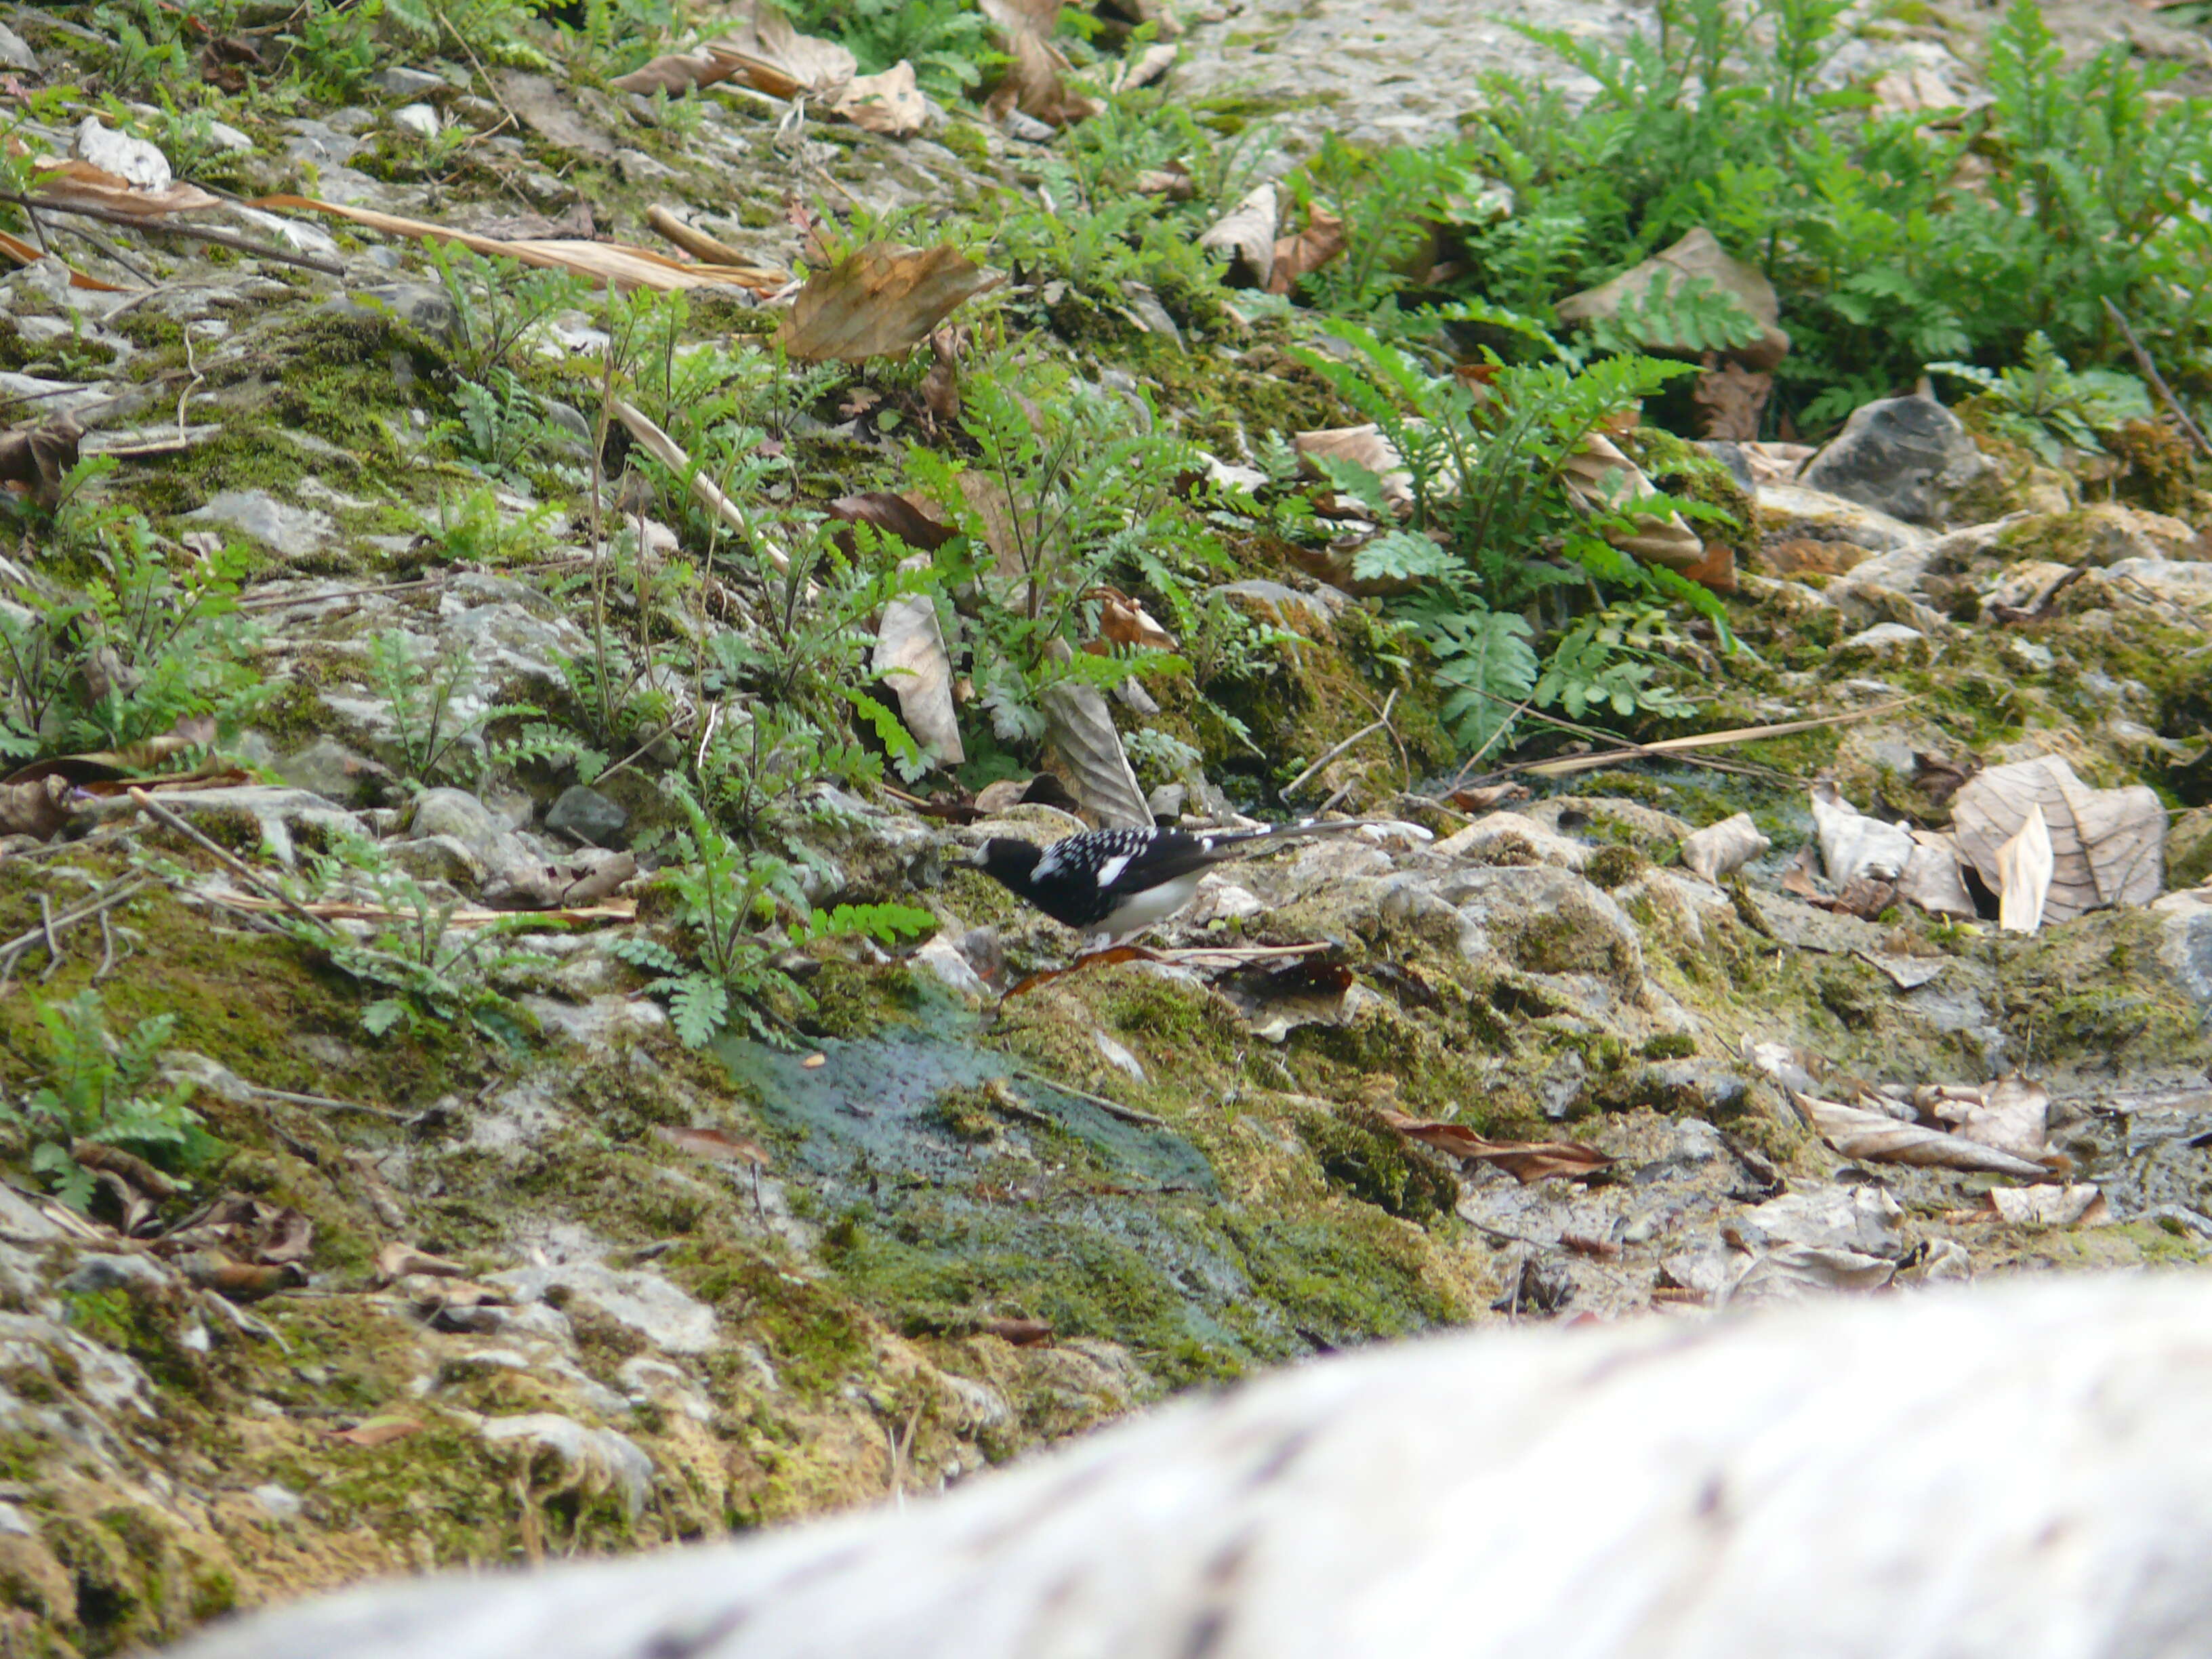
[32,157,223,217]
[611,50,742,96]
[1372,1107,1614,1183]
[1995,802,2055,935]
[705,6,857,98]
[1266,206,1346,297]
[834,62,928,137]
[1559,434,1704,571]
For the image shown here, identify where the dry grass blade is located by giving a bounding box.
[643,206,790,283]
[1517,698,1918,778]
[0,230,129,292]
[611,397,790,573]
[257,195,779,293]
[777,243,1002,363]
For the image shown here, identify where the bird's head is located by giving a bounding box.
[976,838,1043,886]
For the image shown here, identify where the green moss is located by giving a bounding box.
[1292,1105,1458,1222]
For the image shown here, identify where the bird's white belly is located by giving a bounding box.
[1103,872,1203,938]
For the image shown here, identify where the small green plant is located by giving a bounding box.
[4,991,207,1212]
[790,0,1002,97]
[0,474,262,759]
[282,0,386,96]
[1291,325,1725,754]
[436,371,575,481]
[282,832,550,1042]
[612,783,933,1046]
[1927,332,2152,465]
[426,243,592,381]
[367,630,541,788]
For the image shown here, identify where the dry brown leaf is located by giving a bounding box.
[1951,756,2163,925]
[1899,829,1976,919]
[921,326,962,425]
[330,1416,426,1449]
[1555,227,1790,370]
[1266,205,1346,297]
[827,491,956,554]
[1560,434,1704,570]
[258,195,777,293]
[980,0,1101,127]
[1791,1090,2052,1178]
[1039,675,1152,830]
[874,585,964,766]
[1809,779,1914,886]
[654,1126,773,1168]
[1373,1108,1614,1183]
[1446,783,1531,813]
[1678,813,1769,882]
[0,415,81,510]
[1090,588,1177,652]
[834,61,928,136]
[1197,184,1277,289]
[1293,424,1412,512]
[3,712,215,789]
[610,49,742,95]
[1108,41,1179,92]
[1986,1183,2107,1227]
[705,7,857,98]
[776,242,1002,363]
[1927,1076,2050,1163]
[375,1242,470,1284]
[32,157,223,217]
[1729,1244,1896,1303]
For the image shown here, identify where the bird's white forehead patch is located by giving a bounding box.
[1094,853,1131,888]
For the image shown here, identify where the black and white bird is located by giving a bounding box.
[977,820,1366,945]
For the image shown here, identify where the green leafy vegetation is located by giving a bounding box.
[2,991,207,1212]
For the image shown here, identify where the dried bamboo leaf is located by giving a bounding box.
[1373,1107,1615,1183]
[0,231,126,291]
[257,195,777,292]
[642,206,790,283]
[31,157,222,216]
[1792,1090,2052,1179]
[776,243,1001,363]
[610,49,742,95]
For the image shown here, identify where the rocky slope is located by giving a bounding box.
[0,4,2208,1657]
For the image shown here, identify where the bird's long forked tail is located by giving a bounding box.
[1200,817,1371,859]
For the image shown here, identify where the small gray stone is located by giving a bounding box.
[205,121,254,153]
[60,1254,173,1296]
[335,282,459,339]
[277,737,398,808]
[375,66,451,99]
[393,103,443,140]
[0,24,36,73]
[545,785,628,848]
[1799,395,1988,526]
[1839,621,1927,656]
[185,490,335,559]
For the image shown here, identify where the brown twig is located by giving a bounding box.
[125,788,330,933]
[2104,298,2212,462]
[0,876,151,992]
[0,194,345,277]
[1281,687,1399,799]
